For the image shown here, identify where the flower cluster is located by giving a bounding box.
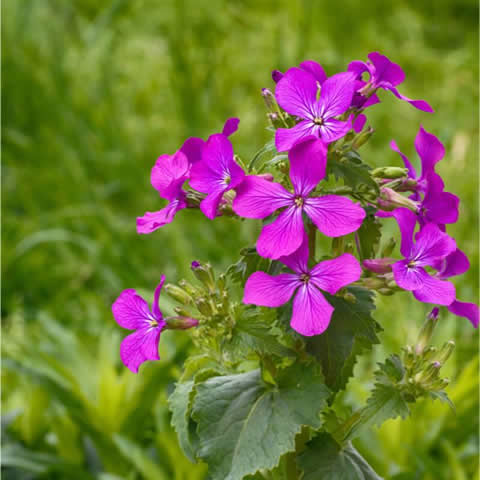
[113,51,477,372]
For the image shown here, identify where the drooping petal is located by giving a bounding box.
[436,249,470,279]
[275,67,318,119]
[310,253,362,295]
[180,137,204,165]
[422,190,459,225]
[390,140,417,179]
[412,275,456,306]
[318,72,356,119]
[304,195,365,237]
[120,327,161,373]
[243,272,300,307]
[390,207,417,257]
[222,117,240,137]
[411,223,456,266]
[368,52,405,87]
[136,199,186,234]
[275,120,317,152]
[392,261,430,291]
[199,186,227,220]
[299,60,327,84]
[112,289,154,330]
[151,152,189,201]
[415,126,445,178]
[447,300,479,328]
[152,275,166,320]
[232,175,292,219]
[290,284,334,336]
[289,138,327,196]
[256,205,305,260]
[278,232,309,274]
[388,87,434,113]
[318,118,352,143]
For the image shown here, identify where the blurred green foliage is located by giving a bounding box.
[2,0,478,479]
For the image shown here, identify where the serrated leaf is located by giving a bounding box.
[192,365,330,480]
[306,287,381,392]
[355,206,382,260]
[429,390,455,412]
[298,433,383,480]
[327,153,379,193]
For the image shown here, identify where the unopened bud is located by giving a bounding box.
[178,280,198,297]
[381,237,396,257]
[372,166,408,179]
[415,309,439,355]
[191,261,215,291]
[421,346,438,363]
[377,187,419,212]
[196,297,213,316]
[272,69,283,83]
[436,340,455,365]
[165,316,199,330]
[416,361,442,384]
[352,126,374,149]
[165,284,192,305]
[397,178,418,192]
[217,273,226,292]
[174,306,193,317]
[362,276,386,289]
[403,345,415,368]
[261,88,276,110]
[363,258,395,274]
[378,287,394,296]
[267,112,283,128]
[258,173,274,182]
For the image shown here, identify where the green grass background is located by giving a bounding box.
[2,0,478,479]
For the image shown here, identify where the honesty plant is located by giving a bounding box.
[112,52,478,479]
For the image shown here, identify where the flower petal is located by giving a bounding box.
[275,67,318,119]
[275,120,317,152]
[310,253,362,295]
[299,60,327,84]
[180,137,204,165]
[368,52,405,87]
[278,232,309,274]
[319,72,356,119]
[136,199,186,234]
[392,261,429,291]
[422,190,459,225]
[243,272,299,307]
[353,114,366,133]
[152,275,166,320]
[390,139,417,179]
[120,327,161,373]
[289,138,327,196]
[272,69,284,83]
[200,186,227,220]
[412,275,456,306]
[304,195,365,237]
[436,249,470,279]
[390,207,417,257]
[348,60,370,79]
[290,284,334,336]
[112,290,154,330]
[232,175,292,219]
[151,152,189,201]
[222,117,240,137]
[389,87,434,113]
[448,300,479,328]
[415,126,445,178]
[256,206,305,260]
[318,118,352,143]
[412,223,456,266]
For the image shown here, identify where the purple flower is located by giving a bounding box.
[348,52,433,113]
[390,208,457,306]
[272,60,327,86]
[232,139,366,259]
[112,276,167,373]
[190,130,245,219]
[243,235,361,336]
[274,68,356,151]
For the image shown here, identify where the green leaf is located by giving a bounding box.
[355,206,382,260]
[306,287,381,392]
[168,380,197,462]
[192,365,330,480]
[227,247,271,286]
[298,433,383,480]
[248,139,276,172]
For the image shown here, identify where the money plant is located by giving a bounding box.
[112,52,478,479]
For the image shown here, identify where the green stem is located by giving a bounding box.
[308,222,316,262]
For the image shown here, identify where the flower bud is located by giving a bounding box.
[165,316,199,330]
[378,287,394,296]
[352,126,374,149]
[185,190,205,208]
[416,361,442,384]
[261,88,276,111]
[165,284,192,305]
[377,187,419,212]
[403,345,415,368]
[421,346,438,363]
[217,273,227,292]
[362,276,386,290]
[195,297,213,316]
[267,112,283,128]
[174,306,193,317]
[363,258,395,274]
[258,173,274,182]
[372,166,409,179]
[435,340,455,365]
[178,280,198,297]
[191,261,215,291]
[381,237,396,257]
[415,308,439,355]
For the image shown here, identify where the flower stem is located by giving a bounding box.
[308,222,316,262]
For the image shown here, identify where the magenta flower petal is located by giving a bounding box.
[199,186,227,219]
[437,249,470,279]
[303,195,366,237]
[415,126,445,179]
[290,284,334,336]
[275,67,318,119]
[422,190,459,225]
[310,253,362,295]
[289,138,327,196]
[136,199,186,234]
[392,261,430,291]
[275,120,317,152]
[232,176,292,219]
[272,69,284,83]
[120,327,161,373]
[348,60,369,79]
[448,300,479,328]
[319,72,356,118]
[390,140,417,179]
[151,152,189,201]
[411,223,456,267]
[278,232,310,273]
[412,275,456,306]
[243,272,300,307]
[152,275,166,319]
[222,117,240,137]
[368,52,405,87]
[112,289,155,330]
[389,87,434,113]
[318,118,352,143]
[256,206,305,259]
[353,114,366,133]
[299,60,327,84]
[180,137,204,165]
[391,208,417,257]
